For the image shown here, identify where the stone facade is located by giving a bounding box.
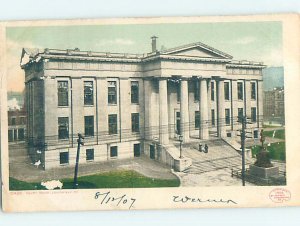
[21,38,265,169]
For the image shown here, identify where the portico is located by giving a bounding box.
[21,36,265,170]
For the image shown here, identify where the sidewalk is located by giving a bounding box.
[9,145,177,183]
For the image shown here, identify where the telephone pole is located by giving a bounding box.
[240,116,246,186]
[237,116,252,186]
[73,133,84,189]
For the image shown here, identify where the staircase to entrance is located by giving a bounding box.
[172,138,253,174]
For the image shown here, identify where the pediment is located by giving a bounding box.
[161,42,233,59]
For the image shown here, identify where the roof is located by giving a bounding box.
[20,41,265,68]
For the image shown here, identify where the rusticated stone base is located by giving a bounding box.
[249,164,279,179]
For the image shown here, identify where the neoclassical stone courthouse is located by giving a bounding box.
[21,37,264,170]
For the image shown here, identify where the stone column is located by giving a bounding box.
[217,79,226,137]
[200,79,209,140]
[180,78,189,142]
[144,79,153,140]
[159,78,169,145]
[257,80,264,128]
[245,80,252,121]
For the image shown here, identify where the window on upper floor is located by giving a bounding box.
[194,82,200,101]
[195,111,200,129]
[11,117,16,125]
[58,117,69,140]
[224,82,230,100]
[58,81,69,106]
[131,113,140,133]
[108,81,117,104]
[211,109,215,127]
[237,82,244,100]
[238,108,244,122]
[251,82,257,100]
[251,107,257,122]
[84,81,94,105]
[20,116,26,125]
[211,81,215,101]
[84,116,94,137]
[225,109,231,125]
[176,82,181,102]
[131,81,139,104]
[108,114,118,135]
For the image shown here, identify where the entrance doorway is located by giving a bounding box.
[134,143,141,157]
[150,145,155,159]
[175,111,181,135]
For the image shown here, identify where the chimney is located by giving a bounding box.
[151,36,158,52]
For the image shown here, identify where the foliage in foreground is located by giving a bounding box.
[9,170,180,190]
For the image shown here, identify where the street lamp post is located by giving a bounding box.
[73,133,84,189]
[179,135,183,159]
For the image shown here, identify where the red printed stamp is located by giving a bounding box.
[269,188,291,203]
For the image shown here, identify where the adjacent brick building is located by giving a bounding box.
[263,87,284,125]
[8,107,26,143]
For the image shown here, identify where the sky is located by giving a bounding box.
[6,21,282,92]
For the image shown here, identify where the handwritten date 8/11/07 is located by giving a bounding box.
[94,191,136,209]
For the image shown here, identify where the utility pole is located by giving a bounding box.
[240,116,246,186]
[237,116,252,186]
[73,133,84,189]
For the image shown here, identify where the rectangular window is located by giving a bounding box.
[211,109,215,127]
[195,111,200,129]
[238,108,244,122]
[131,81,139,104]
[86,149,94,161]
[251,107,257,122]
[225,109,231,125]
[60,152,69,165]
[58,117,69,139]
[8,130,13,142]
[251,82,256,100]
[194,82,199,101]
[176,82,180,102]
[237,82,244,100]
[84,116,94,137]
[110,146,118,158]
[254,130,259,139]
[11,117,16,125]
[84,81,94,105]
[58,81,69,106]
[131,113,140,133]
[211,81,215,101]
[224,82,230,100]
[13,129,17,141]
[18,128,25,141]
[20,116,26,125]
[108,81,117,104]
[108,114,118,134]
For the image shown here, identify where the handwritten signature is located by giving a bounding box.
[173,195,237,205]
[95,191,136,209]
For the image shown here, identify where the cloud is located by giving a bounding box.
[7,98,21,110]
[6,39,43,92]
[96,38,135,47]
[234,36,256,45]
[257,48,283,67]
